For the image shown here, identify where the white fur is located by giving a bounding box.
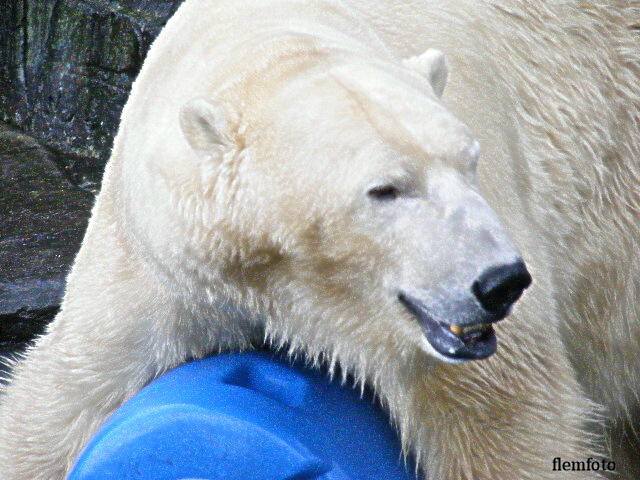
[403,48,449,98]
[1,0,639,479]
[180,97,236,151]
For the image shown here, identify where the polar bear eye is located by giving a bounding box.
[368,184,399,201]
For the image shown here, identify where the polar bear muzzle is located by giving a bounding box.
[398,261,531,361]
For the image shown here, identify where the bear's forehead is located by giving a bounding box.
[323,63,475,160]
[259,60,477,176]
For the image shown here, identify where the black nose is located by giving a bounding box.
[472,261,532,315]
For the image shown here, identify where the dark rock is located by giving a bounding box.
[0,309,57,346]
[0,0,187,361]
[0,0,185,189]
[0,123,93,345]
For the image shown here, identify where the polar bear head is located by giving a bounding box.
[173,48,531,366]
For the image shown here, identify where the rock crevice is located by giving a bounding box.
[0,1,185,348]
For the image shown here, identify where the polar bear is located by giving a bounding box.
[1,0,639,478]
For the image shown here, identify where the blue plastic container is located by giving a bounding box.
[69,351,417,480]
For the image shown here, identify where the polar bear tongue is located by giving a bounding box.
[398,294,498,361]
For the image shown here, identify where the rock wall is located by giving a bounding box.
[0,0,184,191]
[0,124,92,370]
[0,1,184,354]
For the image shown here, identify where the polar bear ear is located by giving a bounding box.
[180,97,235,153]
[403,48,448,98]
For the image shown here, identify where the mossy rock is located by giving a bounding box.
[0,0,185,190]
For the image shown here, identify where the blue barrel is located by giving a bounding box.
[69,351,418,480]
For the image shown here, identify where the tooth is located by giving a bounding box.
[450,324,463,336]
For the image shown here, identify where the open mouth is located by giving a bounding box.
[398,293,498,361]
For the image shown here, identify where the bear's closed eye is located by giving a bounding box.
[368,185,399,200]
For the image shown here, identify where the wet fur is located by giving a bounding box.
[1,1,639,479]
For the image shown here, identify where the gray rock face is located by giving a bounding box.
[0,0,184,190]
[0,124,93,346]
[0,1,186,352]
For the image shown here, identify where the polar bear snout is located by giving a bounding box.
[398,263,531,362]
[399,291,500,362]
[472,261,532,317]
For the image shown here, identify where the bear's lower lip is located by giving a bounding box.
[398,293,497,361]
